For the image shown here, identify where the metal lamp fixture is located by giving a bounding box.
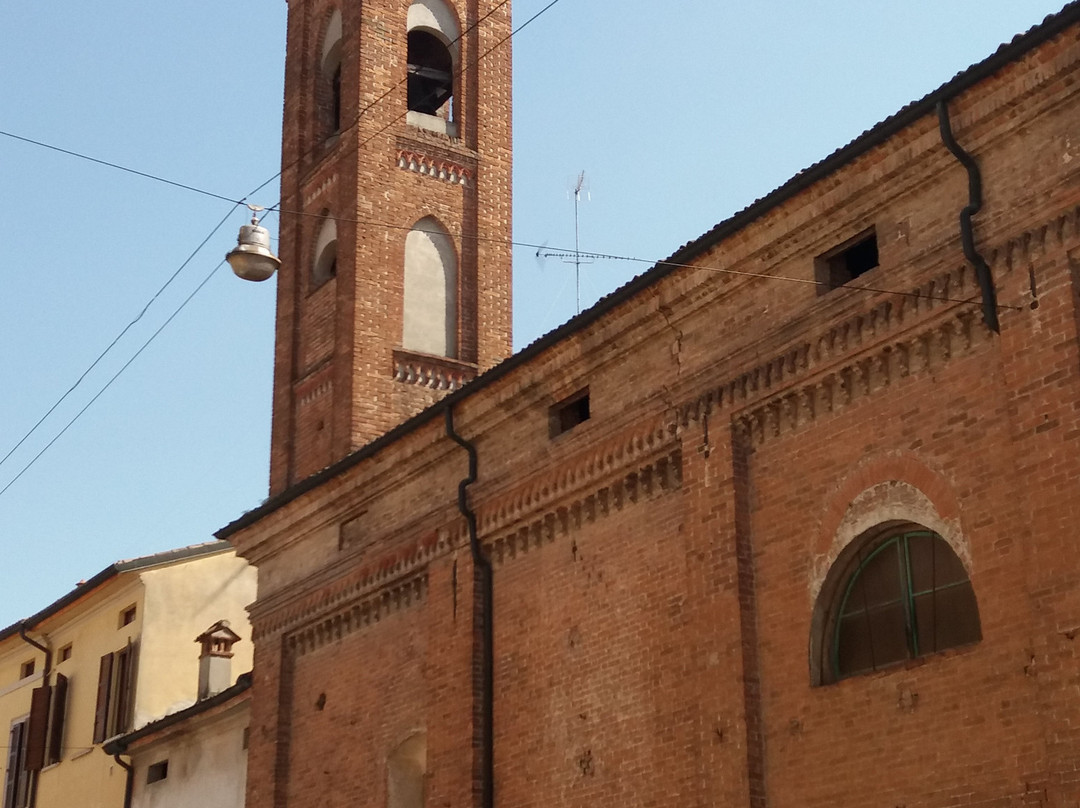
[226,206,280,282]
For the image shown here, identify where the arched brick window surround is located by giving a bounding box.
[319,9,344,137]
[406,0,461,135]
[807,456,980,685]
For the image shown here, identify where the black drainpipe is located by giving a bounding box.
[445,404,494,808]
[18,624,51,808]
[113,753,134,808]
[936,99,1001,333]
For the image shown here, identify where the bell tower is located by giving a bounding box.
[269,0,513,494]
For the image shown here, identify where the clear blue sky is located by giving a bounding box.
[0,0,1066,628]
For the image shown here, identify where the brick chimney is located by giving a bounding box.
[195,620,241,700]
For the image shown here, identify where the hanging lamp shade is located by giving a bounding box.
[227,218,280,282]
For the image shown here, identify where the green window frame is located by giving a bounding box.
[830,530,981,681]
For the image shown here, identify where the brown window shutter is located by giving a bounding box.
[24,685,51,772]
[93,653,114,744]
[46,674,68,766]
[4,722,24,808]
[119,641,139,733]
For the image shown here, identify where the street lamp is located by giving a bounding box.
[226,206,280,282]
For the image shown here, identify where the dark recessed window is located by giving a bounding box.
[816,228,879,293]
[822,528,980,684]
[330,64,343,132]
[550,389,590,438]
[407,30,453,116]
[19,660,35,679]
[147,760,169,784]
[59,644,72,663]
[120,605,137,628]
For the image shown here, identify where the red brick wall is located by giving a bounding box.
[270,0,513,494]
[232,15,1080,808]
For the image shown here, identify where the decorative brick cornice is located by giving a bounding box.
[486,446,682,565]
[396,149,471,186]
[476,421,681,540]
[250,531,444,642]
[393,350,477,391]
[674,204,1080,447]
[303,174,338,209]
[284,570,427,657]
[989,203,1080,271]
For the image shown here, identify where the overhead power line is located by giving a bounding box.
[0,0,558,500]
[0,129,243,205]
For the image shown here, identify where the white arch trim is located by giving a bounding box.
[402,217,457,358]
[407,0,460,59]
[321,9,343,71]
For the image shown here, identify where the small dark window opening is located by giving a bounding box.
[550,389,590,438]
[147,760,168,784]
[407,31,453,116]
[19,661,34,680]
[816,228,879,293]
[823,529,981,684]
[330,64,342,132]
[58,645,72,663]
[120,606,136,627]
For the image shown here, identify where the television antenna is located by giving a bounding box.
[536,171,592,314]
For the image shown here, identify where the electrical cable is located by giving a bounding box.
[0,259,228,501]
[264,205,1025,312]
[0,0,555,496]
[0,129,244,206]
[246,0,514,200]
[0,203,242,475]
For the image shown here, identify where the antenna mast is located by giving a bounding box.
[536,171,592,314]
[572,171,585,314]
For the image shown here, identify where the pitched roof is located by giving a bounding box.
[218,0,1080,539]
[0,540,235,642]
[103,671,252,756]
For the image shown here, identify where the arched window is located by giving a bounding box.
[321,10,344,135]
[406,0,459,134]
[817,525,981,684]
[402,217,457,358]
[387,731,426,808]
[312,214,337,287]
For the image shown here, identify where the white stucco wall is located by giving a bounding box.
[130,698,249,808]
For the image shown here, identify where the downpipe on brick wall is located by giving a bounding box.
[445,404,495,808]
[936,99,1001,333]
[17,624,51,808]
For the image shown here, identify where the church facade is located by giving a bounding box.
[221,2,1080,806]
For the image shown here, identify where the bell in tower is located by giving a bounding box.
[268,0,513,494]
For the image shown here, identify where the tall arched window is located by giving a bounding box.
[321,9,344,135]
[403,217,457,358]
[815,524,981,684]
[406,0,459,135]
[312,214,337,287]
[387,731,426,808]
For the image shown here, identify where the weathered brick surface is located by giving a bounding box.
[230,10,1080,808]
[270,0,513,494]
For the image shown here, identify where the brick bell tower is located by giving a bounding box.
[269,0,513,494]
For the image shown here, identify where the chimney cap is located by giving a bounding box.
[196,620,242,655]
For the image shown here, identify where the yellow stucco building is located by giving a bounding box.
[0,541,256,808]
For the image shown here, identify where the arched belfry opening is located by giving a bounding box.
[403,217,457,358]
[406,0,460,133]
[321,9,344,135]
[269,0,512,492]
